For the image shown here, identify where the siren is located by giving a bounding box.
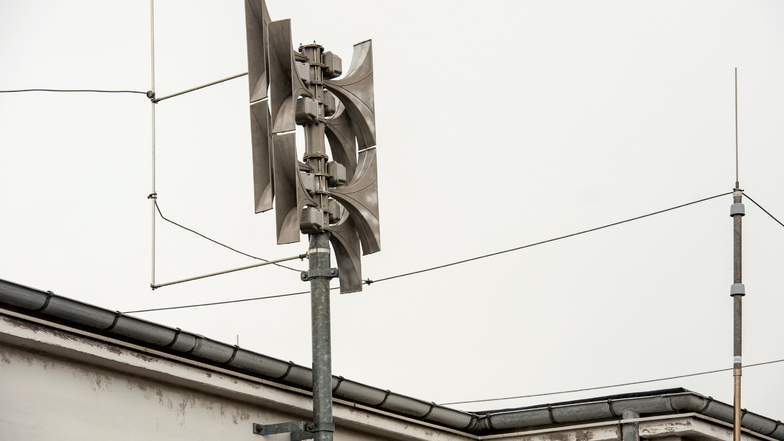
[245,0,380,293]
[244,0,270,103]
[324,102,358,181]
[324,40,376,149]
[329,213,363,293]
[268,19,311,134]
[245,0,273,213]
[330,148,380,255]
[272,133,317,244]
[249,101,273,213]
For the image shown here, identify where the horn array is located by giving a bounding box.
[244,0,380,293]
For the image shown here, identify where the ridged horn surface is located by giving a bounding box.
[329,213,363,293]
[324,102,358,181]
[268,19,311,134]
[324,40,376,149]
[273,133,315,244]
[250,100,273,213]
[330,148,380,255]
[244,0,270,102]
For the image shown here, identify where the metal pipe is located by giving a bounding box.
[732,187,745,441]
[309,232,334,441]
[621,410,640,441]
[151,72,248,103]
[149,0,157,288]
[150,254,305,289]
[732,68,744,441]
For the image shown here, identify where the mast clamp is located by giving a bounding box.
[301,268,339,281]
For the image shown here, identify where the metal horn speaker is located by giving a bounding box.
[324,101,358,181]
[273,132,316,244]
[268,19,311,134]
[324,40,376,149]
[244,0,270,103]
[329,212,363,293]
[250,100,273,213]
[330,148,380,255]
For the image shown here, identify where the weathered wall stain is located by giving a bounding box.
[71,365,115,392]
[1,346,57,370]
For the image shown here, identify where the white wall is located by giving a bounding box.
[0,313,466,441]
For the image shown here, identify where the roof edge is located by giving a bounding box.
[1,278,781,438]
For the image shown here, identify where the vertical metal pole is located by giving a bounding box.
[309,232,334,441]
[732,187,743,441]
[731,68,743,441]
[149,0,157,288]
[302,43,335,441]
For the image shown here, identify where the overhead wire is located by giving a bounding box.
[744,193,784,228]
[0,88,149,95]
[152,199,303,272]
[127,191,732,313]
[439,358,784,407]
[365,191,732,285]
[125,288,316,314]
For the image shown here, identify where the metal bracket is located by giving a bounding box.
[300,267,339,281]
[253,422,314,440]
[252,422,335,440]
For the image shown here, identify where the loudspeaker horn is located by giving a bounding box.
[324,40,376,149]
[250,100,273,213]
[273,132,316,244]
[330,148,380,255]
[244,0,270,103]
[324,101,358,181]
[329,212,363,293]
[268,19,311,134]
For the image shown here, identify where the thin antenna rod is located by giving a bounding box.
[150,0,157,288]
[735,68,740,187]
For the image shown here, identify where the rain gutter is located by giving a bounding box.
[0,279,782,439]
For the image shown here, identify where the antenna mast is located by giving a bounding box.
[730,67,745,441]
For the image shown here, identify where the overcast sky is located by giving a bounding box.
[2,0,783,420]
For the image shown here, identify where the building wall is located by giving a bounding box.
[1,310,774,441]
[0,312,466,441]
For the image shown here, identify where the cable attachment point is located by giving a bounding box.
[301,268,338,281]
[146,90,155,100]
[147,193,157,200]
